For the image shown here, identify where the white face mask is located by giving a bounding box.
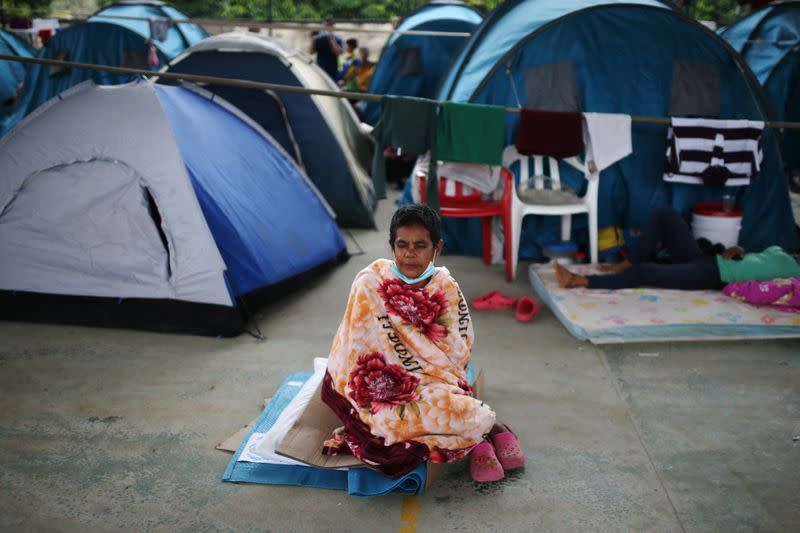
[390,257,437,285]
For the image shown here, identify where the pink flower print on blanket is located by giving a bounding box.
[723,278,800,314]
[348,352,421,416]
[378,278,449,341]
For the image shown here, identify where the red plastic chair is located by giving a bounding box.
[418,167,515,282]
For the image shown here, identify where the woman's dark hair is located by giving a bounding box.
[389,204,441,247]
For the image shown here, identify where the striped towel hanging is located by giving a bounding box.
[664,117,764,187]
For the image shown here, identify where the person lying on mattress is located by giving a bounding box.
[321,204,524,482]
[554,206,800,290]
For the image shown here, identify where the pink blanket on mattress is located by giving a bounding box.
[723,278,800,314]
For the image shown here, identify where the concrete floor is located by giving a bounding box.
[1,193,798,532]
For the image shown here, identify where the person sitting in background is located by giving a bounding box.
[337,38,358,83]
[322,204,524,482]
[342,47,375,93]
[344,47,376,119]
[555,206,800,290]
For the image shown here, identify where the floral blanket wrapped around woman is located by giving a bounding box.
[322,259,495,478]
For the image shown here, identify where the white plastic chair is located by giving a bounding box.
[502,145,599,280]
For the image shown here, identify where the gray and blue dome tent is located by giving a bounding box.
[720,0,800,174]
[164,32,377,228]
[361,0,483,125]
[0,0,207,137]
[0,80,347,336]
[0,29,33,119]
[415,0,798,260]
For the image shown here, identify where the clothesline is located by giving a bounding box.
[3,53,800,130]
[1,11,472,38]
[741,39,799,45]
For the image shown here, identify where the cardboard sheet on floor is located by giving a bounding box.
[216,398,271,453]
[275,380,364,469]
[530,264,800,344]
[216,418,257,453]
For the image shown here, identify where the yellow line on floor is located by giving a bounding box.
[399,495,419,533]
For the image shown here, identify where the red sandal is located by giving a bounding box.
[490,424,525,471]
[514,296,540,322]
[471,291,518,310]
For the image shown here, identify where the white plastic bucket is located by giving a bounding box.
[692,203,742,248]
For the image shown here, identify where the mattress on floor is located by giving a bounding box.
[529,264,800,344]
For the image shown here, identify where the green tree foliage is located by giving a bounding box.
[5,0,750,24]
[116,1,489,21]
[464,0,503,15]
[682,0,748,26]
[5,0,480,23]
[2,0,54,17]
[94,0,220,17]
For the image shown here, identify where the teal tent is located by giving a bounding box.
[720,1,800,175]
[1,1,207,137]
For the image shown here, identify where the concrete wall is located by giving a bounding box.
[207,22,396,63]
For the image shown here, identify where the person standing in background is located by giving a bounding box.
[309,18,343,81]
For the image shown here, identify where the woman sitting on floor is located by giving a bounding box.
[555,206,800,290]
[322,204,524,482]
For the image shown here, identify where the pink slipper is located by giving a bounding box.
[472,291,518,310]
[514,296,540,322]
[490,424,525,471]
[470,290,500,309]
[469,441,504,482]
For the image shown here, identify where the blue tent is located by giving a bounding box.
[92,0,208,58]
[165,33,377,228]
[0,81,346,336]
[0,29,33,117]
[720,1,800,173]
[361,1,483,125]
[0,1,207,137]
[407,0,798,260]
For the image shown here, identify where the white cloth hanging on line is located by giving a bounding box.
[582,112,633,173]
[410,152,501,202]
